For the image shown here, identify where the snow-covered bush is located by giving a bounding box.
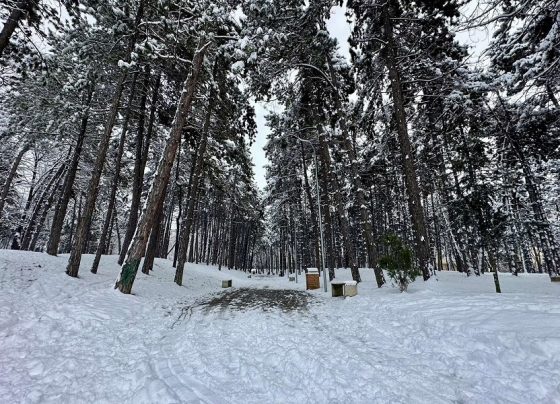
[379,235,420,292]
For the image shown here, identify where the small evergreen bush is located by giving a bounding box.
[379,234,420,292]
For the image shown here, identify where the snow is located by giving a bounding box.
[247,52,258,63]
[1,250,560,403]
[231,61,245,72]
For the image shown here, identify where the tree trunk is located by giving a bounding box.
[65,72,128,277]
[336,187,362,282]
[0,142,30,221]
[47,81,95,255]
[114,204,121,253]
[300,143,321,270]
[323,141,361,282]
[65,195,78,253]
[227,209,236,270]
[140,70,161,183]
[175,83,215,285]
[91,73,138,274]
[105,207,115,254]
[141,196,165,274]
[324,55,382,285]
[115,41,209,294]
[135,70,162,269]
[118,68,150,265]
[29,171,65,251]
[0,0,35,57]
[317,131,336,281]
[22,164,65,250]
[383,1,430,281]
[65,1,145,278]
[11,153,38,249]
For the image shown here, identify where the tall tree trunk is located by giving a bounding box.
[140,70,161,182]
[114,204,121,253]
[105,207,115,254]
[318,131,336,281]
[334,175,362,282]
[324,54,383,285]
[227,209,236,270]
[160,186,174,258]
[47,81,95,255]
[497,94,559,275]
[115,41,209,294]
[91,73,138,274]
[174,145,194,267]
[118,68,150,265]
[29,171,65,251]
[175,83,215,285]
[65,73,128,277]
[141,195,165,274]
[383,1,430,280]
[0,142,30,221]
[66,0,145,278]
[0,0,36,57]
[11,153,38,249]
[65,196,78,253]
[297,179,309,268]
[22,164,65,250]
[300,143,321,270]
[134,70,162,269]
[21,152,38,217]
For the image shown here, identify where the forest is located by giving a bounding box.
[1,0,559,295]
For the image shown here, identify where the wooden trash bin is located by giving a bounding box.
[306,268,320,290]
[344,281,358,297]
[222,279,232,288]
[331,281,345,297]
[289,275,295,282]
[551,276,560,283]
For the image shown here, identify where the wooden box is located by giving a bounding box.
[306,268,320,290]
[344,281,358,297]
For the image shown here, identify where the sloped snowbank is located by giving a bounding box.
[1,250,559,403]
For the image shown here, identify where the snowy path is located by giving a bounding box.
[1,250,560,403]
[0,252,222,403]
[165,286,560,403]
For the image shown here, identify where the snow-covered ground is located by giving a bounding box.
[1,250,559,403]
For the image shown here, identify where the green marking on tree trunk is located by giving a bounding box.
[117,259,140,293]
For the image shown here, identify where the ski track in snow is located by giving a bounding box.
[1,250,560,403]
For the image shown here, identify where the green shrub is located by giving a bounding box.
[379,234,420,292]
